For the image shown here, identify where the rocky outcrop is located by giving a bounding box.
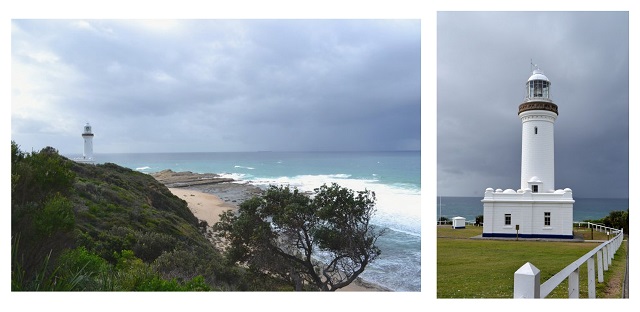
[150,169,234,188]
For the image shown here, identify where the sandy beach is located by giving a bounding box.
[165,186,383,291]
[168,187,236,226]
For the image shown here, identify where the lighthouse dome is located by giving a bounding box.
[527,69,549,82]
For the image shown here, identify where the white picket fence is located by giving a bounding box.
[574,221,619,236]
[513,223,624,298]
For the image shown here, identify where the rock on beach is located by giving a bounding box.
[151,169,263,207]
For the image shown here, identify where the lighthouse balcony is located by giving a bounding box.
[518,102,558,115]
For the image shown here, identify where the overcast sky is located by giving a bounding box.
[437,11,629,198]
[11,19,420,154]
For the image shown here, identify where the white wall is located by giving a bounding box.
[520,110,557,192]
[482,188,574,238]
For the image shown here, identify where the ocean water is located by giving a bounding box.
[72,151,421,292]
[436,196,629,223]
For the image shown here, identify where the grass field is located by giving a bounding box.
[437,226,627,298]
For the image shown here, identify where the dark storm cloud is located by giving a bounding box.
[12,19,420,154]
[437,11,629,198]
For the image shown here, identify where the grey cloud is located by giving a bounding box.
[12,19,421,154]
[437,11,628,198]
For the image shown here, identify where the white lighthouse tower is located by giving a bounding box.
[80,122,95,163]
[482,66,574,239]
[519,67,556,193]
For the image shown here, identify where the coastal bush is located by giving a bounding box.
[214,183,383,291]
[583,210,629,235]
[11,140,257,291]
[602,210,629,234]
[34,193,76,237]
[12,235,88,291]
[54,246,111,290]
[109,249,212,291]
[57,246,110,274]
[11,143,75,208]
[11,143,75,223]
[12,143,79,285]
[131,274,211,291]
[109,250,156,290]
[133,231,179,262]
[152,247,237,289]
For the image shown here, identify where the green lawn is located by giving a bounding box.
[437,226,626,298]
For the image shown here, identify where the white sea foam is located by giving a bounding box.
[218,172,247,181]
[244,174,420,235]
[234,165,255,170]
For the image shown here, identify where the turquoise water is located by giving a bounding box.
[72,151,421,291]
[437,196,629,222]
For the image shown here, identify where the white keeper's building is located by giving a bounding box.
[482,66,574,239]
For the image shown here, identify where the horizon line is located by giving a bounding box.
[63,149,422,155]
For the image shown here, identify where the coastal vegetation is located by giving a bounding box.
[11,141,284,290]
[11,141,380,291]
[437,226,628,298]
[583,210,629,235]
[214,184,383,291]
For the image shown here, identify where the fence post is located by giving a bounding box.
[587,256,596,298]
[514,262,540,298]
[610,239,616,260]
[597,249,604,283]
[603,245,609,271]
[568,266,580,298]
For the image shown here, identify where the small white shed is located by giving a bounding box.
[452,216,466,229]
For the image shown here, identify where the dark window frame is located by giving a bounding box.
[544,212,551,226]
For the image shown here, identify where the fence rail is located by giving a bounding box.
[573,221,620,235]
[514,222,624,298]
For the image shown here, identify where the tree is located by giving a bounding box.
[602,210,629,235]
[214,183,383,291]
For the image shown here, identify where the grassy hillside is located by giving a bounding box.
[11,142,284,291]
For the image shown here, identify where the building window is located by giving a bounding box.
[544,212,551,226]
[505,214,511,226]
[532,185,538,193]
[534,126,538,134]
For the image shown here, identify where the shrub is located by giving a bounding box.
[12,145,75,207]
[56,246,111,290]
[57,246,109,276]
[34,193,75,237]
[133,231,178,262]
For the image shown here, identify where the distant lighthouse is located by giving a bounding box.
[81,122,94,161]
